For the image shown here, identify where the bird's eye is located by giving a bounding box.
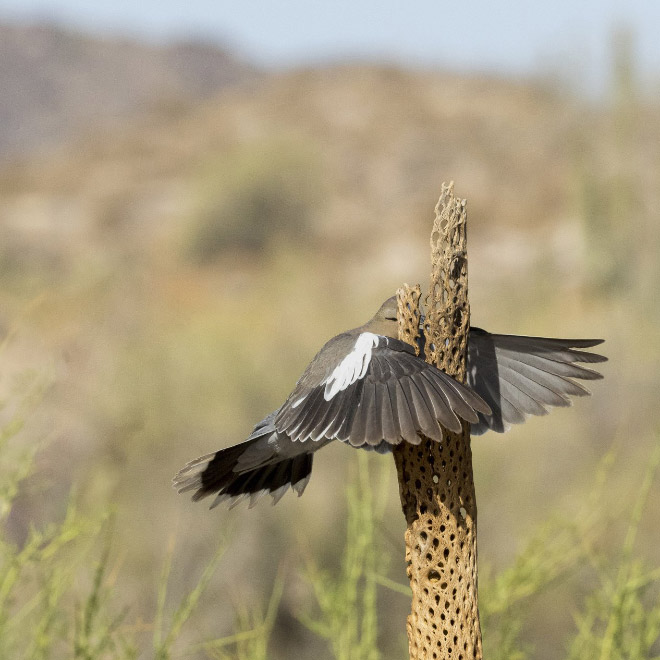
[386,315,398,321]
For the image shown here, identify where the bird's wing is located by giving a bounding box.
[467,327,606,435]
[275,332,491,448]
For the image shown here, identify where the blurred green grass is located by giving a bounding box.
[1,376,659,658]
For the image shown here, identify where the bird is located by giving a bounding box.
[173,296,605,509]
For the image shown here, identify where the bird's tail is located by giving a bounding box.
[173,435,314,509]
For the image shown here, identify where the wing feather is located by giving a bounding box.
[394,379,422,445]
[275,333,490,447]
[367,382,385,445]
[468,328,606,434]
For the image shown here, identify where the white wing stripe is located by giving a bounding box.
[323,332,379,401]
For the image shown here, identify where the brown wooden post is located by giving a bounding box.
[394,182,482,660]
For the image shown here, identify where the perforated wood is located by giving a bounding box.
[394,183,482,660]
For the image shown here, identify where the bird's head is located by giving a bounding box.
[363,296,399,337]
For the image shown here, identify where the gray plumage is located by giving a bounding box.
[466,328,605,435]
[173,297,605,509]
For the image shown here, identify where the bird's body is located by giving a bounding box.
[174,297,605,509]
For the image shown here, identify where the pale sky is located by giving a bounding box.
[2,0,660,92]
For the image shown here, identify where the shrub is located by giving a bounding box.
[185,140,324,263]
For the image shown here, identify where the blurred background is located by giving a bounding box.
[0,2,659,658]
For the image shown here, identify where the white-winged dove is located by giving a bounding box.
[174,296,605,509]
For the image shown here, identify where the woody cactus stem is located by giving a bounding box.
[394,182,482,660]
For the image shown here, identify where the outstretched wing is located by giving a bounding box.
[467,327,606,435]
[275,332,491,448]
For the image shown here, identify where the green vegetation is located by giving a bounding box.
[185,140,324,262]
[481,444,660,660]
[0,376,227,659]
[200,568,284,660]
[1,361,659,658]
[567,443,660,660]
[298,452,384,660]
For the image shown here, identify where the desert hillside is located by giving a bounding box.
[0,21,258,159]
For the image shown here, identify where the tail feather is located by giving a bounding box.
[173,437,314,509]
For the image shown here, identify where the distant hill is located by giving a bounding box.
[0,21,260,160]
